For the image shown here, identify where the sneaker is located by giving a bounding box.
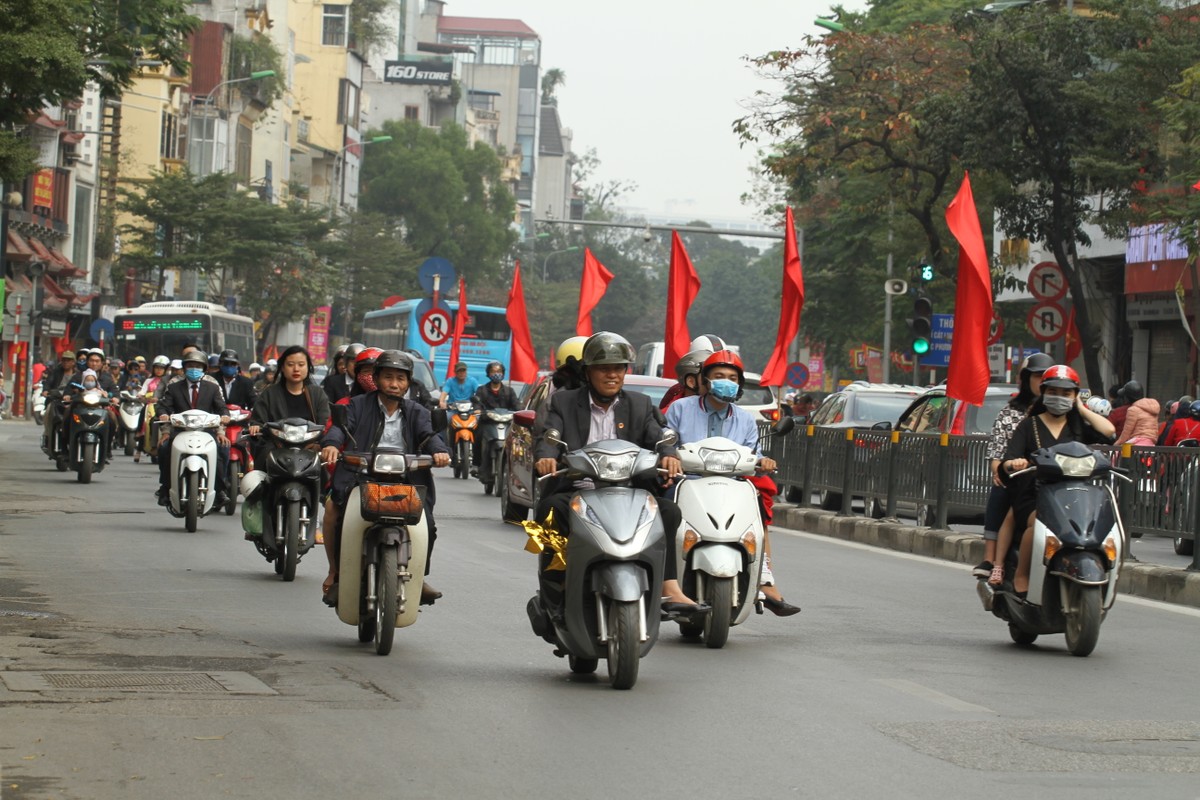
[156,489,170,507]
[971,560,993,579]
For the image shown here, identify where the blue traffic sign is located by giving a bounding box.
[415,297,452,319]
[417,258,456,293]
[785,362,809,388]
[918,313,954,368]
[90,318,114,343]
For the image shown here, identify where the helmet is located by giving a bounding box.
[676,348,711,379]
[207,354,220,368]
[1190,400,1200,421]
[152,355,170,367]
[109,359,124,369]
[689,334,727,352]
[1019,352,1054,376]
[555,336,588,369]
[701,350,745,384]
[343,343,365,371]
[375,350,414,377]
[248,362,262,373]
[169,359,183,370]
[582,332,636,367]
[266,358,278,368]
[183,351,208,367]
[1123,380,1145,403]
[356,347,383,369]
[486,360,505,376]
[1040,364,1080,391]
[219,349,239,364]
[1086,396,1112,417]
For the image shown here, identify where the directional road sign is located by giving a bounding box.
[918,313,954,368]
[419,308,452,346]
[90,318,115,343]
[417,258,456,294]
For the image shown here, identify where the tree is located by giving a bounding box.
[0,0,198,183]
[359,120,518,282]
[541,68,566,105]
[322,210,422,340]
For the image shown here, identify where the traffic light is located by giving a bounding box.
[909,294,933,356]
[918,263,934,282]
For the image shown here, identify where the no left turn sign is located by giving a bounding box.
[420,308,452,346]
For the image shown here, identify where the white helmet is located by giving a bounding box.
[169,359,183,369]
[152,355,170,367]
[248,362,262,372]
[689,334,727,352]
[1086,396,1112,417]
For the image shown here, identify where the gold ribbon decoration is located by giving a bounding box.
[515,510,567,570]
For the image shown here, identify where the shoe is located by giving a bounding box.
[156,489,170,507]
[420,583,443,606]
[322,581,338,608]
[661,601,711,617]
[972,560,993,579]
[987,565,1004,586]
[212,492,228,509]
[761,596,802,616]
[469,467,478,477]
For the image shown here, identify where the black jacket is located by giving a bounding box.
[219,374,257,409]
[251,381,331,427]
[323,371,352,403]
[474,382,519,412]
[159,378,229,418]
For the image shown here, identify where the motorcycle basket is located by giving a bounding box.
[359,481,426,524]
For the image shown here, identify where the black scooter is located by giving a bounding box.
[55,389,112,483]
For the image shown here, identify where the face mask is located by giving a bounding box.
[1043,395,1074,416]
[83,380,97,390]
[489,373,503,384]
[708,378,740,402]
[221,365,239,378]
[185,367,204,382]
[357,372,377,392]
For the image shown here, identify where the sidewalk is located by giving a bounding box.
[774,505,1200,609]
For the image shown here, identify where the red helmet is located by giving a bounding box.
[702,350,745,384]
[356,347,384,369]
[1040,364,1079,391]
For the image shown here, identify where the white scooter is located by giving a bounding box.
[672,419,793,648]
[31,388,46,426]
[116,390,143,456]
[166,410,223,532]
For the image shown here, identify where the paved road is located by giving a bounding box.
[2,419,1200,799]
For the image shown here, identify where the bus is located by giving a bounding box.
[362,300,511,382]
[114,301,257,362]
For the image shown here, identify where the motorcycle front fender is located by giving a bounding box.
[1049,551,1109,586]
[182,454,208,474]
[690,545,744,579]
[281,483,305,502]
[590,562,649,603]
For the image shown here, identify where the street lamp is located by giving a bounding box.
[542,246,580,283]
[330,135,393,215]
[199,69,276,174]
[814,16,846,32]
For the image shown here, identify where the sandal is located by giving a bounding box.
[321,574,338,608]
[987,565,1004,586]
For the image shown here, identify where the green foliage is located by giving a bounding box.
[542,68,566,105]
[349,0,391,55]
[359,120,518,281]
[322,210,422,339]
[230,34,284,105]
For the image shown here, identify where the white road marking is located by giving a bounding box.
[874,678,996,714]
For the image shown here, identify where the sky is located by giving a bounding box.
[445,0,867,225]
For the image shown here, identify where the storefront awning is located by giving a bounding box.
[6,230,34,263]
[47,245,87,279]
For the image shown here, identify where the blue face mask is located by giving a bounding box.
[185,367,204,382]
[220,365,239,378]
[708,378,740,402]
[489,373,503,384]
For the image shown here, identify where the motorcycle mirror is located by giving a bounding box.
[773,417,795,436]
[657,429,679,448]
[430,408,448,433]
[545,428,565,447]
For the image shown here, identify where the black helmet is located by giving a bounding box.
[219,349,239,364]
[1019,352,1054,377]
[1123,380,1145,403]
[207,354,220,368]
[582,332,636,367]
[183,350,208,367]
[486,360,505,376]
[375,350,414,378]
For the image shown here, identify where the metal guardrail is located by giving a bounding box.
[758,423,1200,570]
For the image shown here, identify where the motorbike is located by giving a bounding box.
[164,410,223,533]
[976,440,1129,657]
[223,404,253,515]
[523,430,675,690]
[58,389,112,483]
[479,408,513,495]
[116,389,144,457]
[31,388,45,426]
[240,418,324,581]
[448,400,478,480]
[330,405,446,656]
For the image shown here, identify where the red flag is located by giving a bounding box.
[505,261,538,383]
[1064,305,1082,363]
[761,208,806,386]
[945,172,994,406]
[446,276,467,379]
[664,231,701,379]
[576,247,614,336]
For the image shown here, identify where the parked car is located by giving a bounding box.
[738,372,780,422]
[498,372,675,522]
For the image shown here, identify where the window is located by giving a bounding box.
[336,79,360,126]
[234,120,252,182]
[160,111,180,160]
[322,5,348,47]
[404,104,420,122]
[187,112,219,176]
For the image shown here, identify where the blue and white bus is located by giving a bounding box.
[362,300,511,382]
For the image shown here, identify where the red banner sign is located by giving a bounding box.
[33,169,54,211]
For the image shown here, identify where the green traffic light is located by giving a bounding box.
[919,264,934,282]
[913,338,931,355]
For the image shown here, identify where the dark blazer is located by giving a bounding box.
[159,378,229,418]
[220,375,257,409]
[323,372,351,403]
[534,386,675,463]
[322,391,450,505]
[251,381,331,427]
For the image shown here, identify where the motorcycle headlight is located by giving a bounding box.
[372,453,408,475]
[1054,453,1096,478]
[274,423,315,444]
[487,411,514,423]
[698,447,740,474]
[593,452,637,481]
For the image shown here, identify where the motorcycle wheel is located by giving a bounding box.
[1175,537,1195,556]
[184,471,199,533]
[703,577,734,650]
[606,599,640,690]
[224,470,239,516]
[1064,584,1102,657]
[281,500,300,582]
[784,485,804,504]
[55,456,68,472]
[498,460,530,523]
[77,442,95,484]
[457,441,471,480]
[568,655,598,674]
[867,496,886,520]
[677,620,704,638]
[818,490,840,511]
[1008,623,1038,646]
[123,431,134,457]
[374,545,399,655]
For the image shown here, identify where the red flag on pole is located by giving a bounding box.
[1064,305,1082,363]
[945,172,994,406]
[506,261,538,384]
[761,208,806,386]
[576,247,614,337]
[446,276,467,379]
[664,231,700,379]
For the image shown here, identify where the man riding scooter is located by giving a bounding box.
[472,360,519,483]
[155,351,231,508]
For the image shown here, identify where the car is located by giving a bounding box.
[808,382,925,429]
[403,350,441,405]
[737,371,780,422]
[497,372,676,523]
[895,383,1017,436]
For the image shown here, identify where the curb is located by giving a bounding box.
[775,505,1200,610]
